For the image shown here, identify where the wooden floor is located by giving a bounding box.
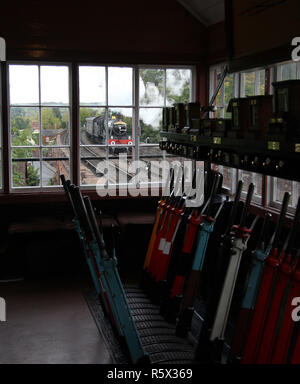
[0,277,113,364]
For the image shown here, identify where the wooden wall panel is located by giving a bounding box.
[0,0,208,64]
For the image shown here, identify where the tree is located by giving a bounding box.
[80,108,100,128]
[140,69,164,89]
[42,108,61,130]
[12,162,40,187]
[139,119,161,144]
[26,164,40,186]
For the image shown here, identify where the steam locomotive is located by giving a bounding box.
[85,114,133,149]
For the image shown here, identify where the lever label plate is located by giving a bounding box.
[213,137,222,145]
[268,141,280,151]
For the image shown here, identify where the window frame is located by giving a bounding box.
[209,60,300,214]
[7,61,72,192]
[4,62,195,193]
[78,63,195,190]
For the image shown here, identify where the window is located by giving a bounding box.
[5,63,194,192]
[210,65,266,119]
[238,170,263,204]
[210,66,235,118]
[139,67,192,187]
[209,65,266,203]
[8,64,71,189]
[209,60,300,212]
[277,61,298,81]
[269,60,300,211]
[241,70,265,97]
[269,178,300,211]
[79,65,193,189]
[212,164,236,194]
[79,66,134,188]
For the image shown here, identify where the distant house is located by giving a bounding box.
[42,129,64,145]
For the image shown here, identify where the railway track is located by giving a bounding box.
[81,146,133,184]
[80,129,172,185]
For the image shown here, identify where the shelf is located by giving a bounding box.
[160,131,300,182]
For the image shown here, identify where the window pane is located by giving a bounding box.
[12,147,40,160]
[140,146,163,160]
[41,107,70,146]
[139,146,163,186]
[80,107,106,145]
[80,149,135,187]
[12,160,40,187]
[254,173,263,197]
[108,153,135,187]
[281,63,297,81]
[222,166,234,191]
[274,178,293,204]
[42,147,70,159]
[139,108,162,144]
[224,74,234,106]
[239,170,253,193]
[215,88,222,118]
[10,107,39,146]
[42,160,70,187]
[239,170,262,198]
[296,182,300,208]
[139,69,164,106]
[166,69,191,106]
[108,67,132,106]
[259,70,265,95]
[41,66,69,105]
[80,147,106,186]
[224,74,234,118]
[79,66,106,106]
[9,65,39,105]
[108,108,133,146]
[244,72,255,96]
[10,64,72,190]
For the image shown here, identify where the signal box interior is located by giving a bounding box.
[0,0,299,367]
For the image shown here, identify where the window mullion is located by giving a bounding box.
[134,66,139,165]
[105,66,109,149]
[234,73,240,98]
[297,61,300,79]
[292,181,297,207]
[255,71,260,95]
[38,65,42,190]
[269,66,276,95]
[240,73,245,97]
[220,81,225,118]
[276,65,282,81]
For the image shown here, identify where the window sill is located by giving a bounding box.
[249,202,295,227]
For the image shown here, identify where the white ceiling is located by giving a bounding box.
[177,0,225,26]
